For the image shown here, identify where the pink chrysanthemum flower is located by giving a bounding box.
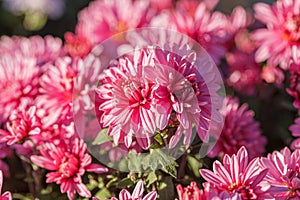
[108,180,157,200]
[0,171,12,200]
[287,63,300,111]
[176,182,205,200]
[96,46,214,149]
[209,97,266,160]
[289,117,300,149]
[38,57,76,126]
[31,138,108,200]
[260,147,300,199]
[96,49,157,149]
[226,50,262,96]
[65,0,151,57]
[150,1,228,64]
[0,54,40,123]
[0,106,41,145]
[0,35,64,65]
[200,146,271,199]
[253,0,300,69]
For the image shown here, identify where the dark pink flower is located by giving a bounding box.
[150,1,228,64]
[200,146,271,199]
[176,182,205,200]
[287,63,300,111]
[260,147,300,199]
[226,50,262,96]
[108,180,157,200]
[0,106,41,145]
[253,0,300,69]
[0,144,12,177]
[209,97,266,160]
[0,171,12,200]
[31,138,108,200]
[289,117,300,149]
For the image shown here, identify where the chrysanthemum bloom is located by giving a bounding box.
[96,46,215,149]
[0,171,12,200]
[144,48,213,147]
[200,146,271,199]
[0,35,64,65]
[176,182,205,200]
[31,138,108,200]
[260,147,300,199]
[224,7,263,95]
[208,97,266,160]
[226,50,262,96]
[289,117,300,149]
[150,0,228,64]
[65,0,150,56]
[253,0,300,69]
[287,63,300,111]
[0,54,40,123]
[0,106,41,145]
[108,180,157,200]
[38,57,76,126]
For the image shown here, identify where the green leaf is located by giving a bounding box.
[94,188,111,200]
[117,177,135,188]
[127,151,143,172]
[146,171,157,187]
[92,128,112,145]
[187,155,202,177]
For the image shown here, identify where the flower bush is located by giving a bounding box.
[0,0,300,199]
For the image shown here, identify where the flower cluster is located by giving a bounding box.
[1,0,300,199]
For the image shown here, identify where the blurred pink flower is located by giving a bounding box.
[100,141,142,162]
[64,32,92,58]
[226,50,262,96]
[108,180,157,200]
[0,106,41,145]
[200,146,271,199]
[68,0,150,48]
[261,66,285,85]
[289,117,300,149]
[209,97,266,160]
[0,35,64,65]
[0,171,11,200]
[0,144,12,177]
[260,147,300,199]
[31,138,108,200]
[176,182,205,200]
[253,0,300,69]
[0,54,40,123]
[149,0,172,11]
[150,1,228,64]
[38,57,76,126]
[287,63,300,111]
